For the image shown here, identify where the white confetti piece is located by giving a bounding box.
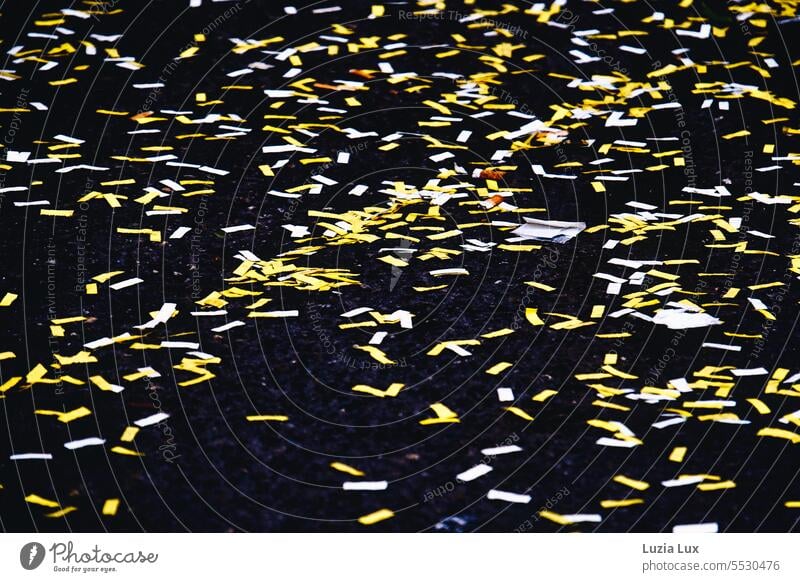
[221,224,256,233]
[134,413,170,428]
[109,278,144,291]
[673,523,719,533]
[64,437,106,450]
[456,464,493,482]
[10,453,53,461]
[342,481,388,491]
[487,490,531,504]
[480,445,522,456]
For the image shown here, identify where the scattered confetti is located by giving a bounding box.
[1,0,798,535]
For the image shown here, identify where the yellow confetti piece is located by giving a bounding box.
[179,46,199,59]
[339,321,378,330]
[601,365,638,380]
[0,292,18,307]
[352,383,404,398]
[117,227,161,242]
[486,361,513,375]
[378,255,408,267]
[504,406,534,421]
[26,363,58,385]
[427,339,480,357]
[531,389,557,402]
[110,446,145,456]
[120,427,140,442]
[354,345,396,365]
[331,462,365,477]
[413,284,448,292]
[575,372,613,381]
[698,413,742,423]
[525,281,556,292]
[0,377,21,392]
[300,157,333,165]
[25,494,61,508]
[669,447,687,462]
[747,398,771,414]
[46,507,77,518]
[538,510,572,525]
[613,474,650,491]
[722,129,751,140]
[436,49,459,58]
[419,403,460,425]
[593,400,631,412]
[102,499,120,516]
[749,281,784,290]
[246,415,289,422]
[697,480,736,491]
[756,427,800,444]
[601,499,644,508]
[525,308,545,326]
[481,328,514,339]
[498,244,540,252]
[90,375,121,392]
[358,508,394,525]
[100,179,136,187]
[53,407,91,423]
[590,305,605,318]
[91,271,124,284]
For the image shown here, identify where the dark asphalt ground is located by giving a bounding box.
[0,0,799,532]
